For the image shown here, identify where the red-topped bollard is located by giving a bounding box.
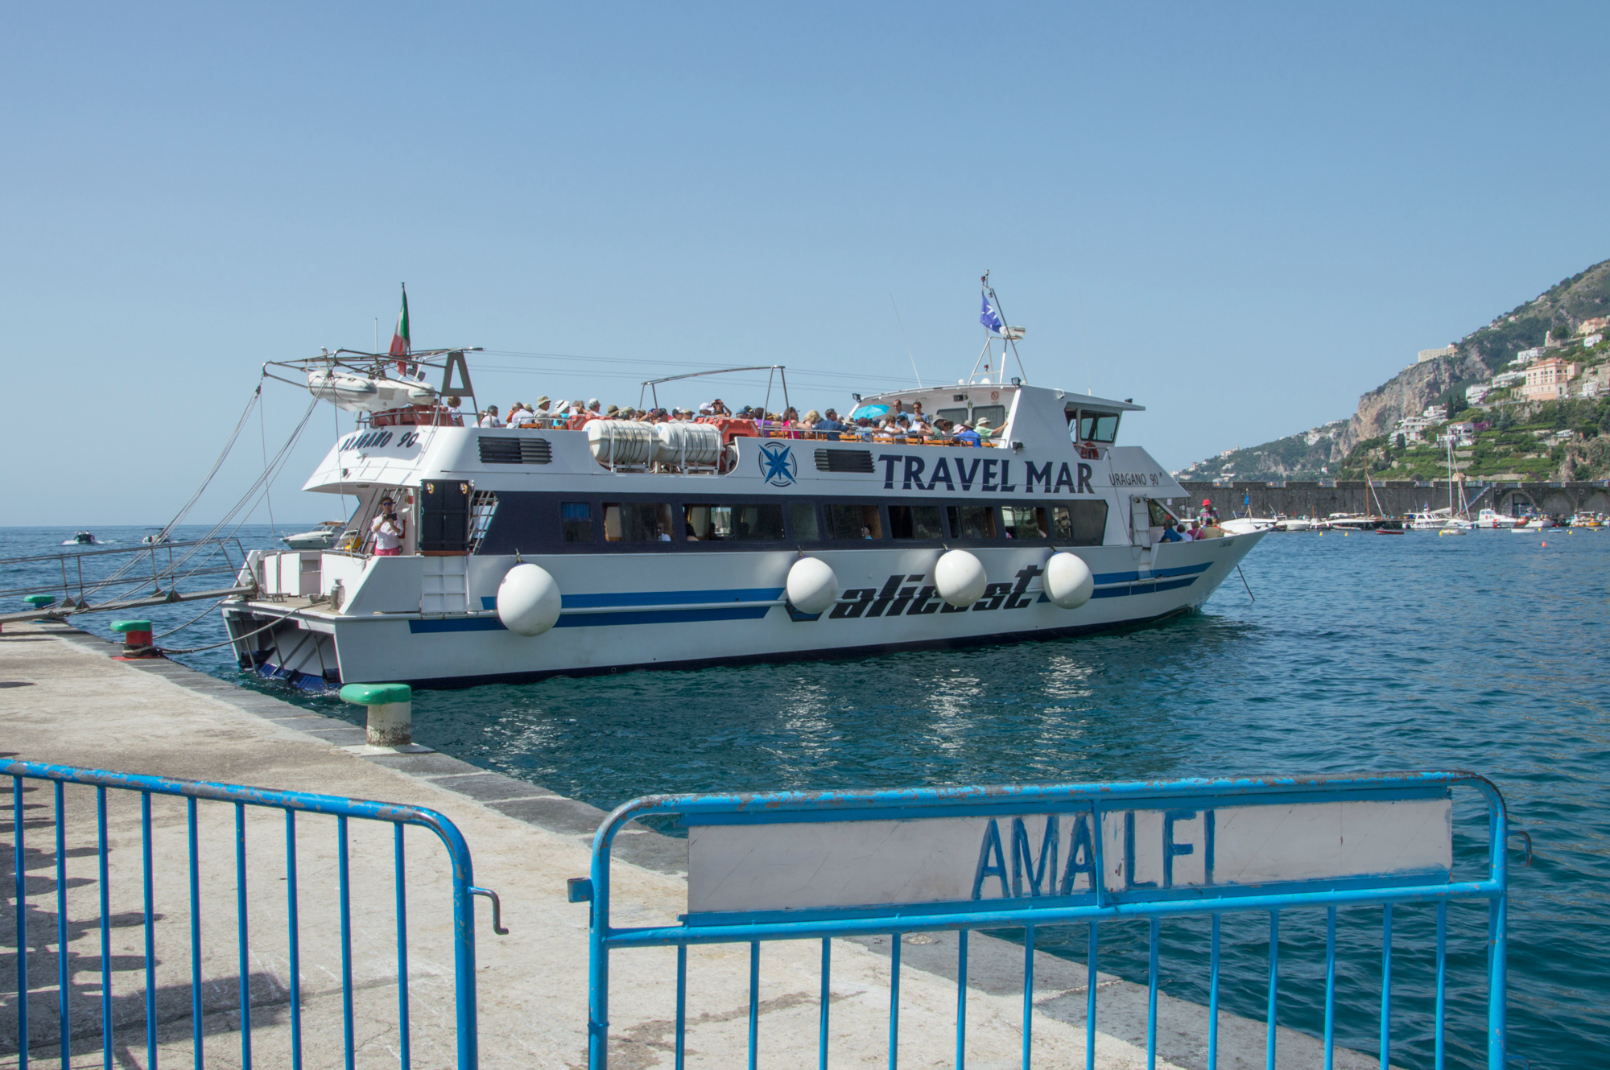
[111,619,156,658]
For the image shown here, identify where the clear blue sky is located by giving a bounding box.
[5,2,1607,526]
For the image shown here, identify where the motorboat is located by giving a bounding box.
[1273,516,1314,532]
[1326,513,1381,531]
[220,287,1269,689]
[280,522,347,551]
[1220,517,1277,535]
[67,532,98,545]
[1477,509,1519,529]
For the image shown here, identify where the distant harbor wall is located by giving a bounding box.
[1177,480,1610,519]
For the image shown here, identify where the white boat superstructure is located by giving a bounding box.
[223,314,1266,689]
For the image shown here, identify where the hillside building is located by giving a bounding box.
[1577,316,1609,334]
[1510,347,1543,367]
[1466,383,1492,405]
[1521,357,1577,401]
[1417,344,1456,364]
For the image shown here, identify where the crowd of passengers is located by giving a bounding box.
[434,394,1004,446]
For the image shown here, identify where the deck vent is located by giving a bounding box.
[815,449,875,474]
[479,436,553,464]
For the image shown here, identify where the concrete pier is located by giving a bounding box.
[1,622,1388,1069]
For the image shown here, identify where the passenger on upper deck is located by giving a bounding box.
[446,396,463,421]
[954,421,981,447]
[478,405,502,428]
[711,399,731,416]
[816,409,844,432]
[974,417,996,441]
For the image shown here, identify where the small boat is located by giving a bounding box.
[66,532,98,545]
[1273,516,1314,532]
[1221,517,1277,535]
[1477,508,1519,529]
[280,521,347,551]
[141,529,171,545]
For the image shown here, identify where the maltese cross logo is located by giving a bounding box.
[758,441,797,487]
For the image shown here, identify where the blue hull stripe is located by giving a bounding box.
[1092,561,1211,585]
[412,605,775,633]
[479,587,786,611]
[1091,576,1199,599]
[555,606,773,628]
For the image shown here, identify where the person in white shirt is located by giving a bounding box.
[478,405,503,428]
[371,498,405,556]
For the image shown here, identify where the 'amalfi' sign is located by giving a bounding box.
[686,796,1451,915]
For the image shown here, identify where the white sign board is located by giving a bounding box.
[687,798,1451,915]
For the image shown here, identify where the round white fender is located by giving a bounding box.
[1045,551,1094,609]
[496,563,562,637]
[934,549,988,608]
[786,556,839,615]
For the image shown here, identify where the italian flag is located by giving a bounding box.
[389,284,411,360]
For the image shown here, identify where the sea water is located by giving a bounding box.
[4,524,1606,1067]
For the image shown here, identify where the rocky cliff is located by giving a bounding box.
[1176,257,1610,477]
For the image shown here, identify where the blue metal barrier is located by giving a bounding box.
[5,759,504,1070]
[580,770,1520,1070]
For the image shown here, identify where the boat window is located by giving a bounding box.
[888,504,943,540]
[1146,499,1176,527]
[561,502,594,543]
[824,503,882,540]
[1048,501,1108,546]
[946,505,997,540]
[790,503,820,541]
[936,407,969,426]
[603,502,675,543]
[971,405,1006,430]
[684,503,785,541]
[1077,412,1121,443]
[1002,505,1046,540]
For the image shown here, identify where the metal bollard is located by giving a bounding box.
[340,682,413,746]
[110,618,157,657]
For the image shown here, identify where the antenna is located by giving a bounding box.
[890,294,922,388]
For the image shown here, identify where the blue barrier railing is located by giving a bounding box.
[5,759,505,1070]
[578,770,1521,1070]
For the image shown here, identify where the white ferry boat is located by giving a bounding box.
[224,329,1267,689]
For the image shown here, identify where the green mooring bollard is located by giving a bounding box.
[340,682,413,746]
[111,619,155,654]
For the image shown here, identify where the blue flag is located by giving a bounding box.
[980,293,1004,333]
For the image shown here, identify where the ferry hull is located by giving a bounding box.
[225,533,1264,689]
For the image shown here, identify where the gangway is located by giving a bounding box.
[0,538,255,626]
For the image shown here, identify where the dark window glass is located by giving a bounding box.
[1078,412,1121,443]
[946,505,997,540]
[1050,501,1108,545]
[971,404,1006,429]
[936,406,968,426]
[603,502,674,542]
[1002,505,1046,540]
[790,502,820,541]
[824,503,882,540]
[561,501,593,543]
[684,504,785,541]
[1147,499,1175,527]
[889,504,943,540]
